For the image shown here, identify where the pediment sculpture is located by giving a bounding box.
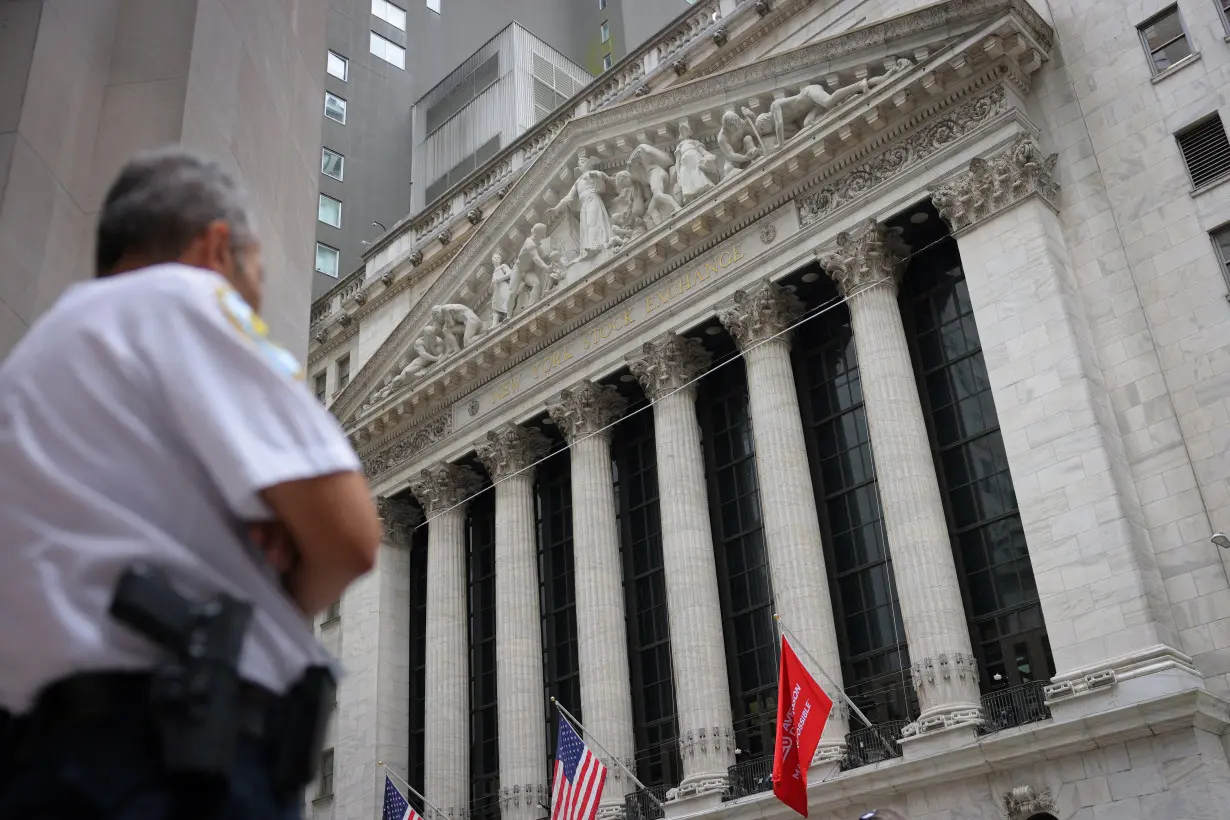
[359,57,916,415]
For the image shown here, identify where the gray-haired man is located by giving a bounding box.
[0,148,382,819]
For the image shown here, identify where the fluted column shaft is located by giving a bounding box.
[629,335,734,797]
[718,281,848,755]
[820,222,981,734]
[409,465,482,819]
[476,424,553,820]
[548,383,635,819]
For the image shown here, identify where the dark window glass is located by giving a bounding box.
[468,492,499,820]
[1137,7,1192,74]
[903,244,1053,692]
[614,409,682,787]
[407,519,429,813]
[538,449,580,777]
[697,359,778,759]
[794,299,915,725]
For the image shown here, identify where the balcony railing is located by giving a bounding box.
[979,681,1051,734]
[623,784,668,820]
[724,755,773,800]
[842,720,908,771]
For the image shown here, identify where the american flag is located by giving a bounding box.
[382,775,422,820]
[550,717,607,820]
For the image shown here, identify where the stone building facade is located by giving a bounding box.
[306,1,1230,819]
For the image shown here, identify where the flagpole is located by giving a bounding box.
[773,614,876,730]
[379,760,448,820]
[550,698,664,810]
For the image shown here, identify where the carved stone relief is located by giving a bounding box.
[627,333,712,401]
[361,412,452,480]
[716,279,804,349]
[931,133,1059,233]
[546,381,628,443]
[376,495,422,546]
[1002,785,1058,820]
[408,461,483,514]
[474,423,552,481]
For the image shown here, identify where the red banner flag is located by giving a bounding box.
[772,636,834,817]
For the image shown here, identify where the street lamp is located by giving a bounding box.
[1212,532,1230,550]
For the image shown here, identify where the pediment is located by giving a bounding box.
[334,0,1052,442]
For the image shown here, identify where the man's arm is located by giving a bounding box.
[261,472,381,615]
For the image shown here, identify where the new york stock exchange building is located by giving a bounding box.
[306,1,1230,819]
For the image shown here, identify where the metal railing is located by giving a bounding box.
[841,720,908,770]
[979,681,1051,734]
[623,784,668,820]
[724,755,773,800]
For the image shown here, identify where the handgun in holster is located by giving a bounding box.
[109,564,253,782]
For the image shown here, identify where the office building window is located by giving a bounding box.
[600,21,610,43]
[1176,114,1230,189]
[321,147,344,180]
[336,354,350,390]
[313,372,327,402]
[324,599,341,622]
[370,31,406,69]
[1221,0,1230,31]
[372,0,407,30]
[324,92,347,124]
[318,749,334,798]
[603,54,613,71]
[427,0,441,12]
[468,491,499,820]
[316,243,340,277]
[1213,224,1230,291]
[1137,6,1193,75]
[599,0,606,8]
[326,50,348,81]
[318,194,342,228]
[698,358,778,760]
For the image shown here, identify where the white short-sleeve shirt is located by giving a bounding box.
[0,264,362,713]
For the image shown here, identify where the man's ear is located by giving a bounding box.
[201,220,234,274]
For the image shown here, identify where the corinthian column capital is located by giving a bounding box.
[408,462,483,515]
[717,279,805,350]
[816,219,911,298]
[376,495,423,545]
[931,133,1060,234]
[626,332,712,401]
[547,380,628,443]
[475,422,552,481]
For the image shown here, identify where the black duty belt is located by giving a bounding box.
[2,672,276,756]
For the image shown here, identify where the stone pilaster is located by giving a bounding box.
[717,281,848,760]
[933,137,1198,716]
[408,464,483,820]
[818,221,982,740]
[627,334,734,799]
[547,381,635,820]
[475,423,553,820]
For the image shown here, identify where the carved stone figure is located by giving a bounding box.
[547,151,618,259]
[367,326,444,407]
[628,143,679,229]
[488,250,514,325]
[768,61,909,149]
[716,108,762,179]
[510,223,560,316]
[431,304,485,353]
[671,120,719,204]
[609,169,647,241]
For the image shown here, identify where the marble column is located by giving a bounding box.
[475,422,553,820]
[627,333,734,799]
[547,381,635,820]
[408,463,483,819]
[717,281,848,758]
[818,221,982,738]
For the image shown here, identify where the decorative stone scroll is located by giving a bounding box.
[816,219,910,297]
[627,333,712,401]
[716,279,804,350]
[408,461,483,515]
[932,133,1059,233]
[1003,785,1058,820]
[376,495,422,546]
[474,422,552,481]
[361,412,452,480]
[546,381,628,443]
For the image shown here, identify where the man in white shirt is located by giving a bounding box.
[0,148,382,819]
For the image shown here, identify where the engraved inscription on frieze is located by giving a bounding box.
[456,240,748,425]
